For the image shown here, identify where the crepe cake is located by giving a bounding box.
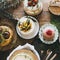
[9,49,38,60]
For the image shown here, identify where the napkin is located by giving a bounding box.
[7,43,40,60]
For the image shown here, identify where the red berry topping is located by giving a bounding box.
[46,30,52,36]
[33,0,38,4]
[28,1,32,6]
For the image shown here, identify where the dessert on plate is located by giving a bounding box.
[17,16,36,37]
[43,28,55,41]
[9,49,38,60]
[0,26,13,47]
[16,16,39,39]
[24,0,42,16]
[39,24,58,44]
[49,0,60,15]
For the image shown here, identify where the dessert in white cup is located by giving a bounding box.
[24,0,43,16]
[16,16,37,39]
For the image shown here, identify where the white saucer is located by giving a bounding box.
[16,16,39,39]
[39,24,59,44]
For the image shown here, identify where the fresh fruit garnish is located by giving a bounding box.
[0,28,2,34]
[28,1,32,6]
[19,19,31,32]
[2,31,10,39]
[46,30,52,36]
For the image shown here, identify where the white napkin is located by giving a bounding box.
[7,43,40,60]
[49,0,60,7]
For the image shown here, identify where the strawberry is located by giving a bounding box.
[28,1,32,6]
[33,0,38,4]
[46,30,52,36]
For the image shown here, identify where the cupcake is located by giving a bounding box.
[9,49,38,60]
[0,26,13,47]
[24,0,42,16]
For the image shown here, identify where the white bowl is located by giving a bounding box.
[16,16,39,39]
[39,23,59,44]
[7,43,41,60]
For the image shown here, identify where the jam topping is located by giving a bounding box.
[46,29,53,36]
[28,0,38,6]
[2,31,10,39]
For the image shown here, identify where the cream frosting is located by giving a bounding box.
[12,53,33,60]
[18,17,35,36]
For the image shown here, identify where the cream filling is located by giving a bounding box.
[12,53,33,60]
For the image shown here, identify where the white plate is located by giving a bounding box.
[7,43,40,60]
[39,24,59,44]
[16,16,39,39]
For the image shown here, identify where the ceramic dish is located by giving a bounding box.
[49,0,60,15]
[16,16,39,39]
[24,0,43,16]
[39,24,58,44]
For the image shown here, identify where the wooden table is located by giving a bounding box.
[0,1,60,60]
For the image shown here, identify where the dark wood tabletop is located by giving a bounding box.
[0,1,60,60]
